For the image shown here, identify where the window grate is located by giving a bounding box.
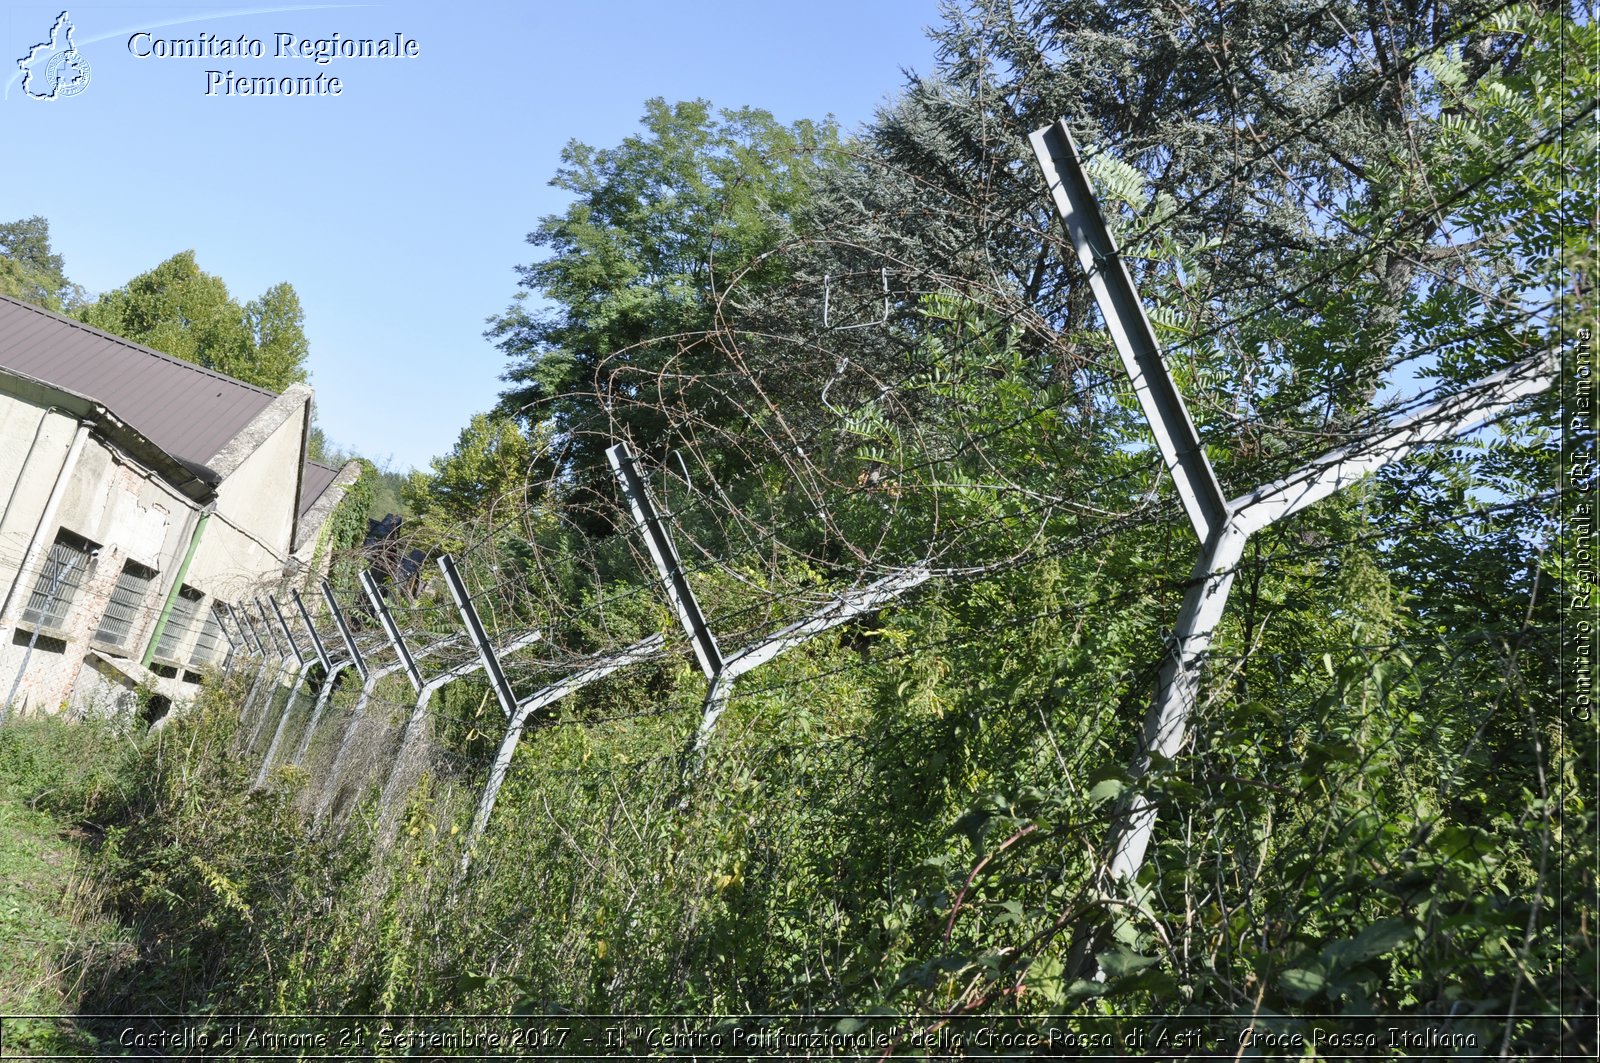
[153,586,203,662]
[20,532,94,630]
[188,604,228,667]
[93,562,157,648]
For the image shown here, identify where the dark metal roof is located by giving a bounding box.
[299,460,341,519]
[0,293,278,466]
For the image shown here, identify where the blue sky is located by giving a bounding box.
[2,1,943,472]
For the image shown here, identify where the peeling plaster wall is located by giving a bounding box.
[0,399,80,619]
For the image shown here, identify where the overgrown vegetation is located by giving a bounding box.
[0,718,136,1056]
[0,0,1591,1055]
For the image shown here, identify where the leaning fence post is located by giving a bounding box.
[234,612,272,726]
[1029,119,1227,546]
[324,580,368,684]
[607,442,725,680]
[293,589,333,673]
[213,605,242,679]
[286,589,347,768]
[1030,116,1560,904]
[686,566,933,779]
[293,581,372,771]
[438,555,522,720]
[244,598,295,747]
[362,570,422,693]
[608,442,728,780]
[1105,354,1558,882]
[314,572,451,817]
[375,625,543,824]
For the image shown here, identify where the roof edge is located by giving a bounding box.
[207,383,313,477]
[0,292,279,399]
[0,366,219,504]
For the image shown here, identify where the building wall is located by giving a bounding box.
[0,411,199,713]
[0,384,326,718]
[212,402,305,557]
[0,401,81,615]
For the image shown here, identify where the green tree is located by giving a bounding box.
[78,251,310,393]
[0,216,83,312]
[403,413,545,532]
[489,98,840,498]
[245,282,311,393]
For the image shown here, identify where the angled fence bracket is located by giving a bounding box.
[681,564,933,779]
[1031,117,1560,909]
[610,441,933,786]
[458,634,667,878]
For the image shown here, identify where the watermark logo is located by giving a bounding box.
[17,11,91,100]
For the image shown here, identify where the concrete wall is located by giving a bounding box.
[0,416,198,713]
[0,399,81,621]
[212,397,305,557]
[0,383,318,718]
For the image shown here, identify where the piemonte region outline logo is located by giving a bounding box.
[17,11,90,100]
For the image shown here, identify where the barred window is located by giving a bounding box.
[188,603,229,667]
[93,561,158,648]
[153,585,203,662]
[20,531,96,630]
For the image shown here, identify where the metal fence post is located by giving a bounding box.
[1031,117,1560,899]
[608,441,729,780]
[213,604,242,679]
[323,580,368,683]
[244,598,295,747]
[607,442,724,679]
[233,611,273,728]
[1105,354,1558,881]
[609,442,934,783]
[287,589,350,768]
[293,589,333,672]
[362,570,422,693]
[438,555,524,721]
[1030,119,1227,547]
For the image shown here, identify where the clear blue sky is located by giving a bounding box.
[2,1,944,472]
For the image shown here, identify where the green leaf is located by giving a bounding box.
[1096,946,1159,979]
[1326,919,1414,968]
[1280,967,1326,1000]
[1087,778,1125,805]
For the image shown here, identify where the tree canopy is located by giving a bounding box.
[488,98,840,490]
[77,251,311,394]
[0,216,82,312]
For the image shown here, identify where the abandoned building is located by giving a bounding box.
[0,293,362,717]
